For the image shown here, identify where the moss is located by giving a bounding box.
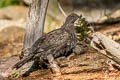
[0,0,20,8]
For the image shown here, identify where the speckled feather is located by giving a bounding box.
[12,13,79,69]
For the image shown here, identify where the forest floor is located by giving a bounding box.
[0,23,120,80]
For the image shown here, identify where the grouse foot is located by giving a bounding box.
[47,54,61,76]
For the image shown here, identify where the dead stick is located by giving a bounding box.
[91,32,120,65]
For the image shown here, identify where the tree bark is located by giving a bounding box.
[23,0,49,49]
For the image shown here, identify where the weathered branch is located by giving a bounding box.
[91,32,120,66]
[88,17,120,26]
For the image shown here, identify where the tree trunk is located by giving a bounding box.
[23,0,49,49]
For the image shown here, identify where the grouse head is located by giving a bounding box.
[65,13,79,24]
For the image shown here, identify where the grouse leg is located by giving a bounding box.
[47,54,61,76]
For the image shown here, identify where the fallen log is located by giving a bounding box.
[91,32,120,67]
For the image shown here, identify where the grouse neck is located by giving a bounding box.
[62,22,75,30]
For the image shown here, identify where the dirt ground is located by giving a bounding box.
[0,27,24,57]
[7,52,120,80]
[0,23,120,80]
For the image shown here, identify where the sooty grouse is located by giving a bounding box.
[13,13,79,74]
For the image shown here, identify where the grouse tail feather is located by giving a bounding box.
[12,54,34,69]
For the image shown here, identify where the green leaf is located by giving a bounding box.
[11,71,19,78]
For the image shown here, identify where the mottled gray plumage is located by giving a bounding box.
[12,13,79,69]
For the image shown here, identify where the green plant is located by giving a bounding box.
[0,0,20,8]
[76,15,88,40]
[11,71,19,78]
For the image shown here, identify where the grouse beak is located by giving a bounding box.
[74,15,82,26]
[79,15,82,18]
[74,19,79,26]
